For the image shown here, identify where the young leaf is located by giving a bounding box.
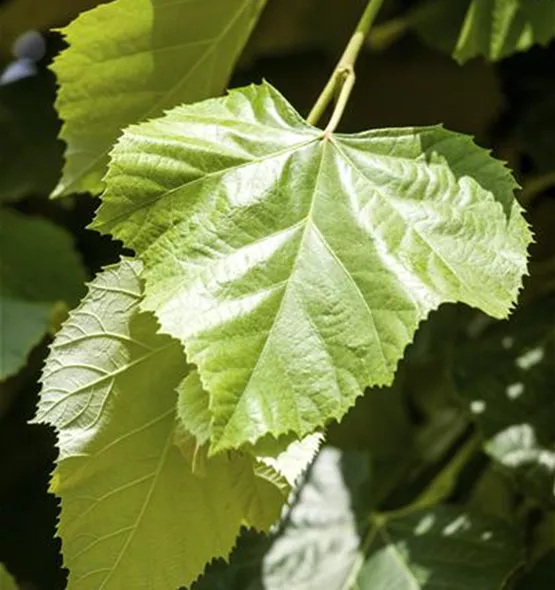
[455,297,555,505]
[94,81,531,453]
[34,259,288,588]
[51,0,267,197]
[177,368,323,486]
[0,209,86,379]
[177,369,212,449]
[415,0,555,64]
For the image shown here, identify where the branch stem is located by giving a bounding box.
[306,0,386,130]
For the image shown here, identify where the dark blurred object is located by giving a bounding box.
[0,347,66,590]
[0,58,37,84]
[12,30,46,61]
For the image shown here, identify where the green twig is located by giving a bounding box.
[519,170,555,207]
[366,0,446,52]
[306,0,386,131]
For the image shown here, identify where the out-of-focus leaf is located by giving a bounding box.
[517,90,555,173]
[0,564,17,590]
[414,0,555,63]
[0,209,86,379]
[1,298,53,379]
[241,0,370,64]
[516,551,555,589]
[467,466,516,523]
[195,447,524,589]
[455,297,555,504]
[0,70,62,201]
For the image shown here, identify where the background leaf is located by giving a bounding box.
[455,296,555,505]
[414,0,555,63]
[51,0,267,197]
[94,81,531,453]
[0,209,86,379]
[0,564,17,590]
[195,447,524,589]
[0,71,63,202]
[177,369,323,488]
[516,551,555,589]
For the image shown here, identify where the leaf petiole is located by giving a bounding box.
[306,0,386,130]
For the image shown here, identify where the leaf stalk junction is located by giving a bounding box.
[307,0,386,134]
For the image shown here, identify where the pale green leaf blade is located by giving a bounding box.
[173,422,288,532]
[51,0,267,197]
[0,209,86,379]
[456,296,555,504]
[177,368,322,487]
[94,82,531,452]
[415,0,555,63]
[0,564,17,590]
[255,432,324,487]
[176,369,314,522]
[35,259,286,588]
[177,369,212,448]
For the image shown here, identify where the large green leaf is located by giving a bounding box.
[51,0,267,197]
[195,447,524,589]
[94,81,531,453]
[415,0,555,63]
[455,297,555,504]
[34,259,289,589]
[0,209,86,379]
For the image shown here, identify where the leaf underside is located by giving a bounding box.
[35,259,289,589]
[93,81,531,453]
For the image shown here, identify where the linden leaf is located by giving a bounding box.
[34,259,286,589]
[94,81,531,452]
